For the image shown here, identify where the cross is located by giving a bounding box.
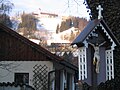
[97,5,103,19]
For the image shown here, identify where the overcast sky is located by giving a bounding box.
[10,0,90,20]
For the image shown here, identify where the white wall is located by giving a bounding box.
[0,61,53,87]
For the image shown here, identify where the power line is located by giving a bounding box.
[63,0,83,16]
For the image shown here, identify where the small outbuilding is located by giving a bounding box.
[71,5,120,87]
[0,24,78,90]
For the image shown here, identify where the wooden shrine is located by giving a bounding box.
[71,5,120,88]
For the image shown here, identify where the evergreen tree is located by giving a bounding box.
[56,24,60,33]
[57,16,88,33]
[18,13,38,38]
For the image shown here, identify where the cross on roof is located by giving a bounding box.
[97,5,103,19]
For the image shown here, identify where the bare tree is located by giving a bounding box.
[0,0,14,27]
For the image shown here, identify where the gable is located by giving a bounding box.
[0,24,78,71]
[100,20,120,46]
[71,19,120,48]
[0,24,62,62]
[0,27,47,61]
[71,19,100,46]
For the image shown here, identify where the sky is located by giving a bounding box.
[10,0,90,20]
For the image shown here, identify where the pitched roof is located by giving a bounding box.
[0,23,77,70]
[71,19,120,46]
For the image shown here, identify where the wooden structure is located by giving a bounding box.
[0,23,78,90]
[71,17,119,89]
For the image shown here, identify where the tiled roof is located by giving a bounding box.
[0,82,35,90]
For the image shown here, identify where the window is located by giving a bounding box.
[106,50,114,80]
[14,73,29,84]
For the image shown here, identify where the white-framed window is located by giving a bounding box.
[106,50,114,80]
[78,47,87,80]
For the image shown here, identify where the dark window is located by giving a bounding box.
[14,73,29,84]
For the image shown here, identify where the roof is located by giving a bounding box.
[40,12,58,17]
[0,23,78,71]
[0,82,35,90]
[71,19,120,46]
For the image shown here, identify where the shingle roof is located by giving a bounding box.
[71,19,120,46]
